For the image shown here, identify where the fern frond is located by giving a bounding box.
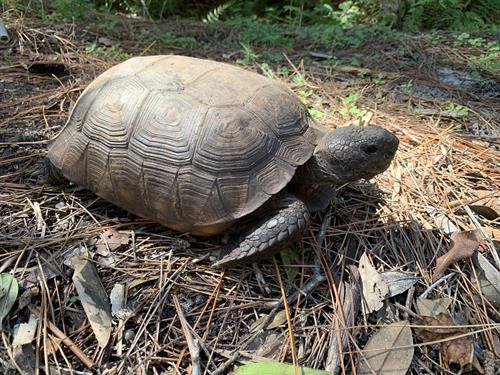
[202,1,234,24]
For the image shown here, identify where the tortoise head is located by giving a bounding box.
[314,125,399,185]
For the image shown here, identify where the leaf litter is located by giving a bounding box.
[68,249,112,348]
[473,252,500,309]
[414,313,475,371]
[433,230,484,282]
[358,320,414,375]
[0,12,499,375]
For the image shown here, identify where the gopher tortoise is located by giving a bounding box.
[47,55,398,266]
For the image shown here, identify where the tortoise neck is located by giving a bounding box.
[289,154,334,199]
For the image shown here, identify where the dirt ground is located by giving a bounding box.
[1,11,499,375]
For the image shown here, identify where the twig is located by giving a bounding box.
[419,272,456,299]
[172,295,201,375]
[28,306,94,369]
[252,262,271,294]
[273,257,298,373]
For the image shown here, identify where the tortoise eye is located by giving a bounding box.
[362,144,378,154]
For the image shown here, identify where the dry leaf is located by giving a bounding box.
[414,313,465,341]
[110,283,126,316]
[128,276,159,290]
[469,191,499,220]
[280,247,300,281]
[469,205,499,220]
[414,313,473,370]
[12,313,38,374]
[359,253,389,313]
[249,310,287,333]
[442,337,474,369]
[473,253,500,308]
[245,331,284,360]
[71,251,112,347]
[357,320,414,375]
[12,314,38,346]
[325,266,361,373]
[433,230,482,282]
[416,298,452,317]
[434,213,457,235]
[380,271,419,298]
[90,228,131,255]
[44,335,63,354]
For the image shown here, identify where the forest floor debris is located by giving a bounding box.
[1,10,499,375]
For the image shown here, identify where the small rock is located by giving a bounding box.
[55,201,66,210]
[437,67,476,89]
[124,329,135,342]
[98,37,114,46]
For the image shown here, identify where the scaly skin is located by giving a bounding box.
[214,194,310,267]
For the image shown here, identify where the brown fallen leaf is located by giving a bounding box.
[414,313,473,370]
[70,250,112,348]
[468,191,499,220]
[442,337,474,370]
[433,230,483,282]
[89,228,131,255]
[359,252,389,313]
[244,331,284,360]
[357,320,414,375]
[416,298,452,317]
[325,266,361,374]
[12,313,38,374]
[249,310,287,333]
[473,252,500,309]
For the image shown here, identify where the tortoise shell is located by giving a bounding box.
[48,55,320,235]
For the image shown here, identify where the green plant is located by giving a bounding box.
[236,42,259,65]
[470,40,500,71]
[47,0,95,22]
[401,79,414,92]
[340,93,366,118]
[279,66,290,78]
[444,101,469,118]
[202,1,234,23]
[308,107,326,120]
[293,74,305,87]
[85,42,130,60]
[373,73,386,85]
[94,18,119,31]
[137,30,198,49]
[225,16,295,48]
[259,63,275,79]
[298,89,312,100]
[400,0,498,31]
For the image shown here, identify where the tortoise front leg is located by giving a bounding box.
[213,193,310,267]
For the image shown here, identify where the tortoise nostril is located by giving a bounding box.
[362,144,378,154]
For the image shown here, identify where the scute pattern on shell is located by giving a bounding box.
[48,55,317,235]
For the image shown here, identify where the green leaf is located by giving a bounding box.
[234,361,330,375]
[0,273,19,328]
[308,108,326,120]
[280,248,300,281]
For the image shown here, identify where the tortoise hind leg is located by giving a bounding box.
[213,193,310,267]
[42,157,67,185]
